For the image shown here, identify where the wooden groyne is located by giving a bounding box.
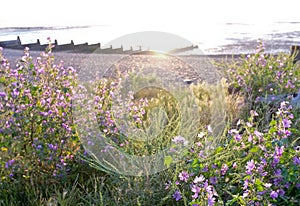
[0,36,143,54]
[0,36,201,55]
[168,45,199,54]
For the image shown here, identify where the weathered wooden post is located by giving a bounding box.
[291,45,300,64]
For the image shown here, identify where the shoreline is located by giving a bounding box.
[1,47,295,85]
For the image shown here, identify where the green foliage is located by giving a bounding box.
[0,41,299,206]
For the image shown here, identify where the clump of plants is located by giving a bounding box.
[165,41,300,205]
[0,41,81,203]
[0,40,299,206]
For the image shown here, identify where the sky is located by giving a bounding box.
[1,0,299,29]
[1,0,299,51]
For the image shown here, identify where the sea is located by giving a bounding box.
[0,22,300,55]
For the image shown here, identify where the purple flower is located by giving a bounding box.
[165,181,171,190]
[277,189,285,196]
[235,134,242,141]
[248,134,253,142]
[202,166,209,172]
[12,88,19,97]
[172,135,187,145]
[270,190,278,199]
[275,146,284,157]
[274,169,282,176]
[254,130,263,141]
[246,159,255,174]
[207,193,215,206]
[243,178,249,190]
[282,118,291,128]
[191,184,201,199]
[179,171,189,182]
[250,110,259,117]
[5,159,15,168]
[293,156,300,165]
[194,175,205,184]
[228,129,238,135]
[173,190,182,201]
[264,183,272,188]
[209,176,218,185]
[221,164,228,175]
[272,156,280,166]
[0,92,6,98]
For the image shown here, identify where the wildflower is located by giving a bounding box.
[198,132,205,139]
[172,135,188,145]
[207,125,213,133]
[12,88,19,97]
[272,156,280,166]
[0,92,6,98]
[207,193,215,206]
[193,175,205,184]
[221,163,228,175]
[270,190,278,199]
[209,176,217,185]
[5,159,15,168]
[228,129,238,135]
[282,118,291,128]
[293,156,300,165]
[275,146,284,157]
[179,171,189,182]
[248,134,253,142]
[243,178,249,190]
[165,181,171,190]
[254,130,264,142]
[277,189,285,196]
[234,134,242,141]
[250,110,259,117]
[246,159,255,174]
[264,183,272,188]
[274,169,282,176]
[243,190,249,198]
[191,184,201,199]
[173,190,182,201]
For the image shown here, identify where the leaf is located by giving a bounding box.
[0,76,6,84]
[215,146,223,154]
[249,146,259,153]
[164,155,173,167]
[255,179,264,191]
